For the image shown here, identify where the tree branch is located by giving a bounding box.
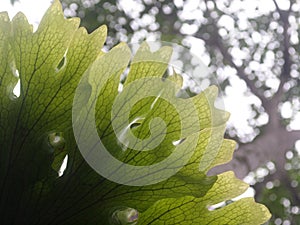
[288,129,300,144]
[198,29,267,105]
[196,4,268,104]
[272,0,292,82]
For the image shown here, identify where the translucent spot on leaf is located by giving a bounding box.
[172,138,186,146]
[111,207,139,225]
[150,90,162,109]
[58,154,68,177]
[13,68,20,77]
[12,79,21,98]
[48,132,65,150]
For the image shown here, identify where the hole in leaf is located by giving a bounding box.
[56,50,68,72]
[56,56,66,71]
[120,67,129,84]
[117,117,145,152]
[58,154,68,177]
[118,67,130,93]
[207,187,255,211]
[9,68,20,99]
[207,201,226,211]
[130,122,141,129]
[118,83,123,92]
[12,79,21,98]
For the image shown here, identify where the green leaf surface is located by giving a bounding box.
[0,1,271,224]
[139,172,270,225]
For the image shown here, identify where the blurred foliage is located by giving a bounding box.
[61,0,181,46]
[255,150,300,225]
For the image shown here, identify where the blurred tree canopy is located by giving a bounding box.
[61,0,300,224]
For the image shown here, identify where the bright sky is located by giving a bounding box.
[0,0,52,29]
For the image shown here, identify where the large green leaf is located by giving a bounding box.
[138,171,270,225]
[0,1,270,224]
